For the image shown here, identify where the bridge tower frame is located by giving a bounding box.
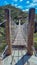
[4,8,35,55]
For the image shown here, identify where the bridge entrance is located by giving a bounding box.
[4,8,35,57]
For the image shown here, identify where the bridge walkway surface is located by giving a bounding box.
[0,22,37,65]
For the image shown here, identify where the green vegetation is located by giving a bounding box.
[0,27,6,53]
[0,43,6,52]
[34,33,37,42]
[34,33,37,49]
[0,4,28,23]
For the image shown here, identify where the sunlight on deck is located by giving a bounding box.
[1,49,37,65]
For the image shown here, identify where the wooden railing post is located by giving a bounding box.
[27,8,35,55]
[4,9,12,55]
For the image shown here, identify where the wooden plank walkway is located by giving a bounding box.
[12,22,27,47]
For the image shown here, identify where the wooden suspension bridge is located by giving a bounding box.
[0,8,36,65]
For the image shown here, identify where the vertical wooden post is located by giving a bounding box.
[27,8,35,55]
[4,9,11,55]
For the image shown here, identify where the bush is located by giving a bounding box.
[34,42,37,50]
[0,43,6,53]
